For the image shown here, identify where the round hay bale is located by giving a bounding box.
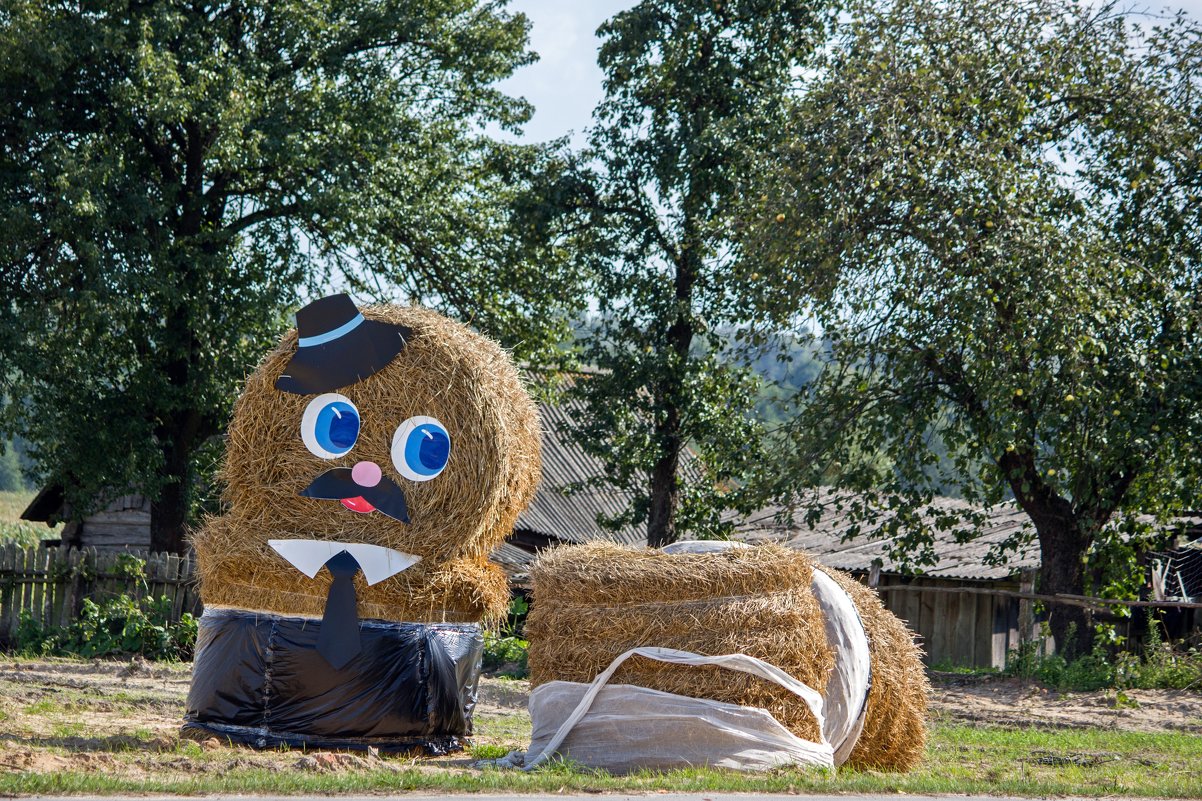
[820,567,929,772]
[191,304,539,623]
[526,542,836,743]
[526,542,928,771]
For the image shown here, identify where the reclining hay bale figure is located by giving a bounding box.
[184,295,540,753]
[525,542,928,772]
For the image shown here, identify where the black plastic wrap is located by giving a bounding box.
[182,608,483,754]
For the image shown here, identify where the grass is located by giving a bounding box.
[0,489,57,546]
[0,724,1199,797]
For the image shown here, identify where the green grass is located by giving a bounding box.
[1,724,1199,797]
[0,489,57,546]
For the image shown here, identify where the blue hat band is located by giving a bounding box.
[298,314,365,348]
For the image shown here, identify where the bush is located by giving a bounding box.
[1005,622,1202,692]
[482,595,529,678]
[1114,623,1202,691]
[15,594,197,661]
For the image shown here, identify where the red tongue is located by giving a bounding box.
[341,496,377,514]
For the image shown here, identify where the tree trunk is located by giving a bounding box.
[1033,517,1093,658]
[647,440,681,548]
[999,450,1094,657]
[646,247,696,547]
[149,402,208,554]
[150,442,191,554]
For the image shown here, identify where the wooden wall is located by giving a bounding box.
[872,574,1045,669]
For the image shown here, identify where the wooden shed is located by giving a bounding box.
[21,487,151,550]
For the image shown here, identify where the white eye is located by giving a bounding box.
[301,393,360,459]
[391,416,451,482]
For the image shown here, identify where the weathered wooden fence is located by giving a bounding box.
[0,544,200,645]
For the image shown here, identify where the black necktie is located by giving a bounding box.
[316,551,362,669]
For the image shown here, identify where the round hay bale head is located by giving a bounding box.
[192,304,538,623]
[527,542,929,771]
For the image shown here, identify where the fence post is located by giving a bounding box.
[0,544,14,643]
[1018,568,1038,648]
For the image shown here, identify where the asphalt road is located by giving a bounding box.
[21,796,1082,801]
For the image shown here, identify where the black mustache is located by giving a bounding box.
[299,468,410,524]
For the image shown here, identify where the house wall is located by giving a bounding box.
[81,509,151,549]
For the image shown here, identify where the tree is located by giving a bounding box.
[0,0,574,552]
[521,0,838,546]
[746,0,1202,653]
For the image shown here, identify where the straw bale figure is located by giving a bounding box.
[183,295,540,752]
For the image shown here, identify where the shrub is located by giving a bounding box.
[1005,622,1202,692]
[15,594,197,661]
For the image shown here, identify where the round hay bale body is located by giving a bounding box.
[526,542,928,771]
[192,304,540,623]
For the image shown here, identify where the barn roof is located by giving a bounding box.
[513,396,644,548]
[732,493,1041,580]
[512,376,705,549]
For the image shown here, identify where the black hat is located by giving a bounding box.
[275,294,412,395]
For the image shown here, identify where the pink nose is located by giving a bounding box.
[351,461,382,487]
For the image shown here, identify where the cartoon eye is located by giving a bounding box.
[301,393,360,459]
[391,416,451,482]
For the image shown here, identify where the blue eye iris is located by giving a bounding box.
[301,393,360,459]
[315,403,359,453]
[391,416,451,482]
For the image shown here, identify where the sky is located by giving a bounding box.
[498,0,1202,146]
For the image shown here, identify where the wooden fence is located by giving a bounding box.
[0,544,200,645]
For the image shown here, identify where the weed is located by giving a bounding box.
[1004,626,1202,693]
[482,596,530,678]
[470,743,512,760]
[24,699,59,715]
[50,721,86,739]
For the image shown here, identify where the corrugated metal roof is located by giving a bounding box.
[491,541,535,585]
[513,382,705,548]
[514,397,646,547]
[731,491,1041,580]
[494,378,1201,584]
[500,385,1044,581]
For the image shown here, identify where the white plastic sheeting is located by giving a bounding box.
[811,568,872,765]
[524,647,835,773]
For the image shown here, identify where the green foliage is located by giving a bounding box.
[0,0,573,551]
[0,521,44,548]
[1114,621,1202,691]
[1006,624,1202,692]
[482,595,529,677]
[15,595,197,661]
[481,631,528,678]
[521,0,840,544]
[469,743,512,761]
[0,490,54,546]
[0,443,23,492]
[746,0,1202,649]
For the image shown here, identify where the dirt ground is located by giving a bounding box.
[928,671,1202,734]
[0,657,1199,778]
